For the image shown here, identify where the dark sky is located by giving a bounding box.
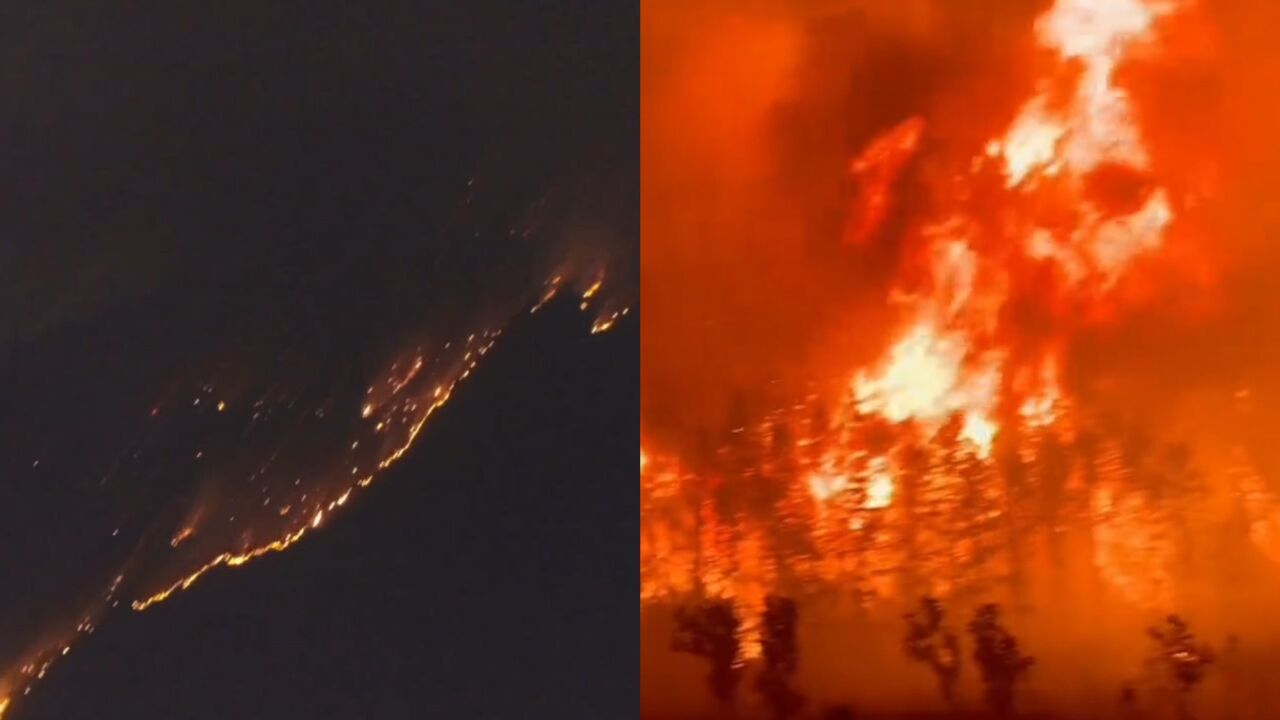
[0,0,635,350]
[0,0,635,717]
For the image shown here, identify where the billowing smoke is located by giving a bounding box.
[642,0,1045,447]
[643,0,1280,716]
[642,0,1280,535]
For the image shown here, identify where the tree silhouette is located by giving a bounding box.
[968,603,1034,716]
[755,596,805,719]
[1147,615,1214,719]
[673,600,743,707]
[903,596,960,706]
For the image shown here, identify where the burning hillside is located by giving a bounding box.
[643,0,1280,715]
[0,169,634,717]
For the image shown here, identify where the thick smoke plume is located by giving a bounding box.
[643,0,1280,716]
[643,0,1045,446]
[643,0,1280,507]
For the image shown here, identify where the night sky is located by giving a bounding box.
[22,300,637,719]
[0,1,636,717]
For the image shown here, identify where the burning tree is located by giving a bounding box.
[754,596,805,719]
[1147,615,1214,720]
[640,0,1249,711]
[673,600,743,707]
[902,596,961,707]
[968,604,1034,716]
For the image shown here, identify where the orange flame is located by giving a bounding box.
[640,0,1206,648]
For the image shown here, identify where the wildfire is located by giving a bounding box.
[845,115,926,245]
[130,277,600,613]
[170,526,195,548]
[640,0,1214,660]
[864,459,895,510]
[849,0,1182,458]
[853,323,1002,454]
[0,572,127,717]
[1,267,631,719]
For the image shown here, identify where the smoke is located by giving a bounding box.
[643,0,1280,715]
[642,0,1280,473]
[1063,0,1280,472]
[641,0,1046,448]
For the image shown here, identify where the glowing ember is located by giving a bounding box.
[130,274,616,617]
[170,526,195,548]
[0,266,631,717]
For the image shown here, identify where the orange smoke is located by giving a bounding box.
[641,1,1049,447]
[638,0,1280,698]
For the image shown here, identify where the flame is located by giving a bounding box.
[640,0,1208,649]
[170,526,195,548]
[131,336,497,612]
[132,275,621,613]
[845,115,926,245]
[0,572,126,715]
[1005,0,1168,181]
[848,0,1182,458]
[864,462,895,510]
[806,468,849,504]
[0,268,632,718]
[853,323,1002,454]
[591,307,629,335]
